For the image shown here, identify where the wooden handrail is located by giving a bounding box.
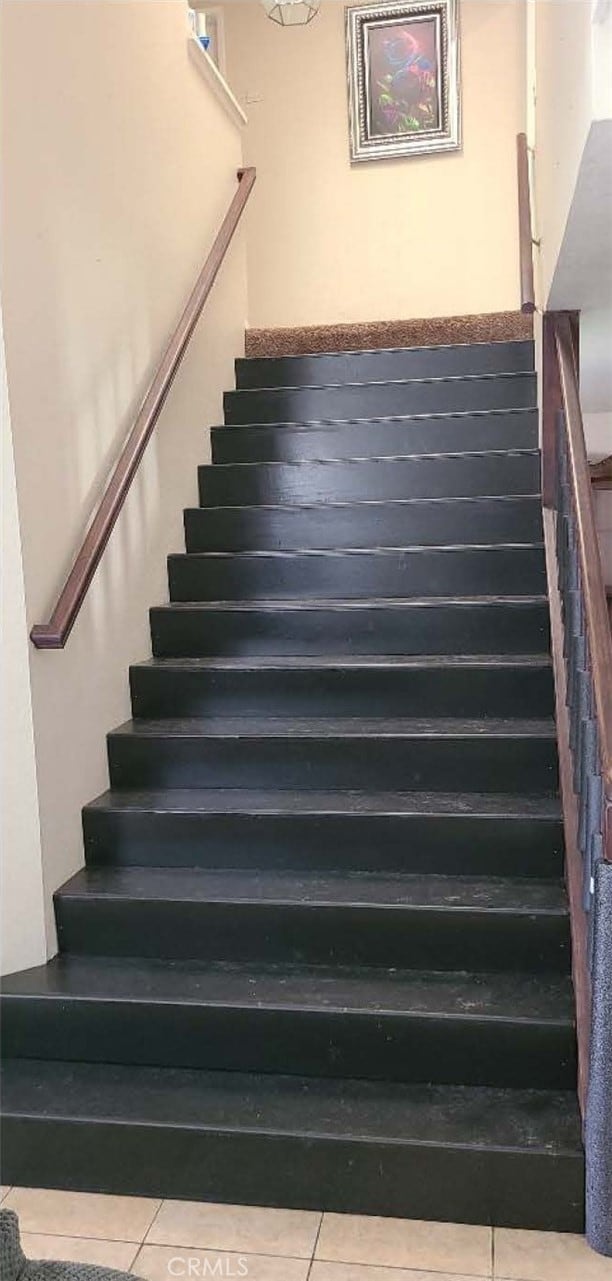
[31,167,256,650]
[591,455,612,489]
[541,312,612,1111]
[554,313,612,815]
[516,133,536,315]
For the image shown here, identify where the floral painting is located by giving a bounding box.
[368,18,440,138]
[346,1,460,162]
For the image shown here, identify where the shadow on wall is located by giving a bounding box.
[0,0,248,967]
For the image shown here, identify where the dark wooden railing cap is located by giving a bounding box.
[554,314,612,805]
[590,456,612,489]
[30,167,256,650]
[516,133,536,315]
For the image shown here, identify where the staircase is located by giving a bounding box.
[1,334,584,1231]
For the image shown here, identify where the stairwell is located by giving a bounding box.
[0,333,584,1230]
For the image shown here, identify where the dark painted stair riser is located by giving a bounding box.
[0,1061,585,1231]
[211,411,539,464]
[2,960,574,1089]
[198,452,541,506]
[82,792,564,878]
[129,658,555,720]
[106,720,558,793]
[184,496,544,552]
[223,372,537,424]
[235,340,535,389]
[167,546,546,603]
[0,334,583,1234]
[150,599,551,658]
[51,869,569,972]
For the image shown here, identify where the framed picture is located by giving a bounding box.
[346,0,460,162]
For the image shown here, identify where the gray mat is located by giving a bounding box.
[0,1210,137,1281]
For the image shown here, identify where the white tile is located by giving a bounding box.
[4,1187,161,1243]
[21,1232,140,1271]
[146,1200,320,1259]
[316,1213,492,1277]
[133,1242,309,1280]
[0,1187,12,1202]
[311,1262,486,1281]
[495,1227,612,1280]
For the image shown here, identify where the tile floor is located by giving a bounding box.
[1,1186,612,1280]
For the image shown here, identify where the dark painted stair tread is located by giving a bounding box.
[235,341,535,389]
[198,452,541,505]
[0,335,583,1230]
[229,371,535,392]
[107,719,558,792]
[132,653,553,672]
[206,448,539,467]
[168,547,547,603]
[109,716,556,740]
[184,496,545,553]
[173,542,545,554]
[1,1056,581,1154]
[82,787,563,880]
[53,866,569,972]
[211,411,540,463]
[223,373,537,426]
[170,545,545,567]
[150,601,550,658]
[2,955,573,1025]
[153,594,548,609]
[1,1057,583,1228]
[131,656,554,722]
[56,866,566,913]
[215,408,538,434]
[85,787,562,818]
[198,448,541,479]
[187,496,544,511]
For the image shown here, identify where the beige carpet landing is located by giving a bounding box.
[245,311,533,359]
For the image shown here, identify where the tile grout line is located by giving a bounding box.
[139,1199,323,1263]
[306,1209,324,1279]
[309,1263,496,1279]
[15,1230,149,1246]
[22,1234,147,1249]
[140,1199,166,1246]
[4,1189,162,1247]
[17,1233,142,1271]
[135,1245,319,1265]
[125,1242,142,1271]
[129,1244,145,1276]
[307,1246,492,1279]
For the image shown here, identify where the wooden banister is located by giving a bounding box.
[541,311,612,1111]
[554,314,612,816]
[540,310,612,1112]
[516,133,536,315]
[591,455,612,489]
[30,167,256,650]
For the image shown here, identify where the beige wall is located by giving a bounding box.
[533,0,612,310]
[0,0,248,955]
[222,0,526,328]
[533,0,594,306]
[1,314,47,976]
[531,2,612,466]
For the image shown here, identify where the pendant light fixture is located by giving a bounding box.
[261,0,320,25]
